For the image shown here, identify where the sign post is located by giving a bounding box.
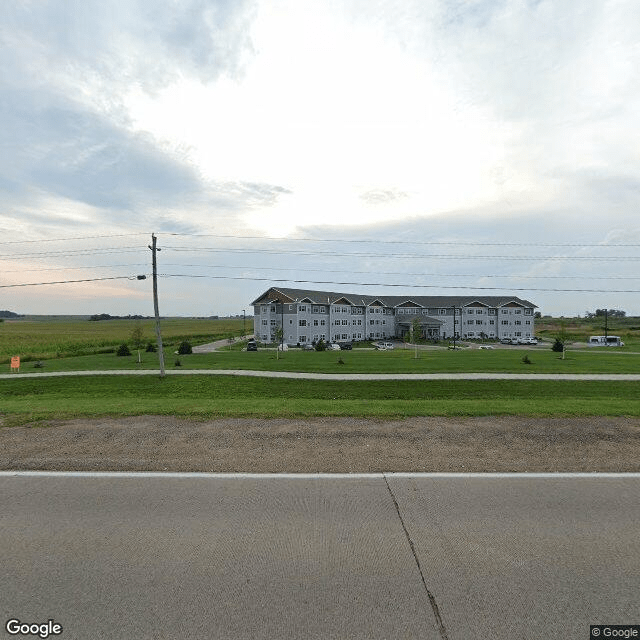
[10,356,20,373]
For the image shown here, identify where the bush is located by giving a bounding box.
[145,342,156,352]
[174,358,182,367]
[551,339,564,353]
[116,344,131,356]
[522,355,532,365]
[315,339,326,352]
[177,341,193,355]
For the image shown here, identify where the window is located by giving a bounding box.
[334,320,340,325]
[398,309,404,314]
[261,306,267,314]
[515,331,522,336]
[342,334,347,340]
[501,309,509,314]
[476,320,483,325]
[525,309,532,315]
[270,306,276,312]
[502,320,509,325]
[439,309,446,315]
[314,320,318,326]
[312,306,318,313]
[320,306,326,313]
[467,320,474,325]
[299,320,307,326]
[299,305,306,312]
[342,320,348,325]
[300,335,306,342]
[489,309,496,315]
[489,320,495,325]
[262,320,267,325]
[526,320,531,325]
[270,320,276,325]
[515,320,521,325]
[320,320,326,326]
[476,309,483,314]
[515,309,522,314]
[370,320,375,325]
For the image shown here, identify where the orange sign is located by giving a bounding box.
[10,356,20,371]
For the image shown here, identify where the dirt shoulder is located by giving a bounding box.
[1,415,639,472]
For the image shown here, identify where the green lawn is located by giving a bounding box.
[9,344,640,374]
[1,376,639,424]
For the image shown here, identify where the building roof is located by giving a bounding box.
[251,286,536,309]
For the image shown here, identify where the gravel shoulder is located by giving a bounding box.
[1,415,639,473]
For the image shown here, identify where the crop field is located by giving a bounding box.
[0,317,245,362]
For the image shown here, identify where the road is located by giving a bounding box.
[1,472,638,639]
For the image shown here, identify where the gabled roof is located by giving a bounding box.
[251,287,537,309]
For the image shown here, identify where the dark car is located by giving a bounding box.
[339,342,353,350]
[246,341,258,351]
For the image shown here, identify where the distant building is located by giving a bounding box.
[251,287,537,344]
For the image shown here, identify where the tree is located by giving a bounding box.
[130,321,145,363]
[273,326,284,360]
[410,317,422,359]
[177,341,192,355]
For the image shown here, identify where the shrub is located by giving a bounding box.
[522,355,532,365]
[116,344,131,356]
[174,358,182,367]
[315,339,326,352]
[145,342,156,352]
[177,341,193,355]
[551,339,564,353]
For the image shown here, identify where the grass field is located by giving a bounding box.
[1,316,639,423]
[1,375,639,425]
[7,342,640,374]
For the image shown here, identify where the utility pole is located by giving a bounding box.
[242,309,246,339]
[149,233,165,377]
[452,306,457,349]
[604,308,609,340]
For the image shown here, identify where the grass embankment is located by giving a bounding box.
[1,376,639,425]
[0,317,245,362]
[10,345,640,374]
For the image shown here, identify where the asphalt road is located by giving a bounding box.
[1,473,638,640]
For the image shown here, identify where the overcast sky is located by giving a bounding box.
[1,0,639,317]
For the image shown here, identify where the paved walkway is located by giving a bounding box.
[2,370,640,380]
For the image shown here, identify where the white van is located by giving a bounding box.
[587,335,625,347]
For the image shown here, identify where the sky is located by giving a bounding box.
[1,0,639,317]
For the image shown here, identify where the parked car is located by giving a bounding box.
[338,342,352,350]
[500,338,513,345]
[303,344,314,350]
[327,342,341,351]
[479,345,494,349]
[277,343,289,351]
[379,342,394,350]
[246,340,258,351]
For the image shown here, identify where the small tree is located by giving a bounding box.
[116,343,131,357]
[315,338,326,351]
[410,317,422,359]
[273,326,284,360]
[130,321,145,363]
[177,341,192,355]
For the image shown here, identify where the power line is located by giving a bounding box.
[163,246,640,260]
[161,262,640,281]
[158,274,640,293]
[162,232,640,248]
[0,264,147,274]
[0,233,148,245]
[0,276,145,288]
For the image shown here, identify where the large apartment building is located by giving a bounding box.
[251,287,537,345]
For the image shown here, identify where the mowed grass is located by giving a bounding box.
[1,376,639,424]
[0,317,245,362]
[11,344,640,374]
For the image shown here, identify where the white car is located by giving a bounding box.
[378,342,394,350]
[327,342,341,351]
